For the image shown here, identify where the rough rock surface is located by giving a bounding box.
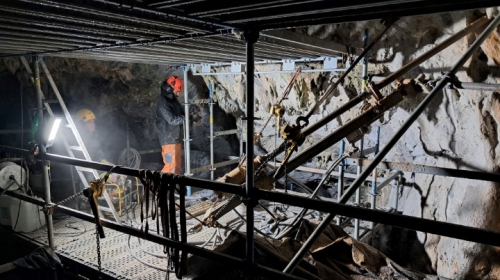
[0,57,239,179]
[201,11,500,279]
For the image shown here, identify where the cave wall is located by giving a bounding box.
[0,57,239,178]
[202,11,500,279]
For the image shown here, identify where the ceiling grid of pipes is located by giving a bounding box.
[0,0,498,65]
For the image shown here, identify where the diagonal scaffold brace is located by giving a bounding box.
[270,18,398,179]
[282,14,500,274]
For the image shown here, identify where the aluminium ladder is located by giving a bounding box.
[20,56,121,223]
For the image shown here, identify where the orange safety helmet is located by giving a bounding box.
[76,109,96,123]
[166,76,184,92]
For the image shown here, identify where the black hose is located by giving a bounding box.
[275,153,348,239]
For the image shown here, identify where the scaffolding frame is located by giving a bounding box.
[2,147,500,279]
[1,9,500,280]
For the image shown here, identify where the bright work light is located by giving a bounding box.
[46,117,62,147]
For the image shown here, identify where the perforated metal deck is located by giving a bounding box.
[17,190,357,279]
[18,200,226,280]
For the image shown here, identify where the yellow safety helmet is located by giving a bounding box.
[76,109,96,123]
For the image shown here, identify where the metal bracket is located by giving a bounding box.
[323,57,338,70]
[392,78,417,96]
[187,64,197,74]
[367,82,384,102]
[414,73,432,93]
[231,62,244,73]
[242,29,259,44]
[214,129,238,136]
[345,126,369,144]
[201,63,211,73]
[282,60,295,71]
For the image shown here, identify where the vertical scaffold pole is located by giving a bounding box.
[354,28,369,240]
[183,67,192,196]
[243,29,259,268]
[354,137,363,240]
[336,140,344,225]
[209,84,215,181]
[34,56,54,249]
[370,126,381,232]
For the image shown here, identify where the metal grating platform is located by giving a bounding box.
[21,215,167,279]
[15,189,370,279]
[17,199,240,280]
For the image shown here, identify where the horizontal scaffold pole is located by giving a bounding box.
[0,187,302,280]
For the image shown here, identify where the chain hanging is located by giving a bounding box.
[43,189,84,215]
[282,163,290,211]
[254,142,287,176]
[212,195,235,224]
[255,69,301,144]
[96,224,102,279]
[284,160,288,194]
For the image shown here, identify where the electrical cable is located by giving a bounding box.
[118,147,141,169]
[274,153,348,240]
[123,200,136,222]
[10,187,22,232]
[32,215,87,238]
[128,228,206,272]
[124,196,251,272]
[12,197,22,232]
[123,199,207,272]
[0,181,15,196]
[28,210,45,243]
[126,234,169,272]
[136,236,169,259]
[199,228,218,248]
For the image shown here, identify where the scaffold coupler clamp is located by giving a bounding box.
[83,172,112,239]
[43,203,56,215]
[346,145,360,157]
[271,103,284,118]
[412,73,433,93]
[279,121,306,163]
[369,191,379,197]
[272,120,306,179]
[27,141,39,165]
[442,71,459,86]
[441,71,455,80]
[240,189,257,208]
[83,186,105,239]
[367,82,384,104]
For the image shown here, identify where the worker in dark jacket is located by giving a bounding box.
[156,76,185,174]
